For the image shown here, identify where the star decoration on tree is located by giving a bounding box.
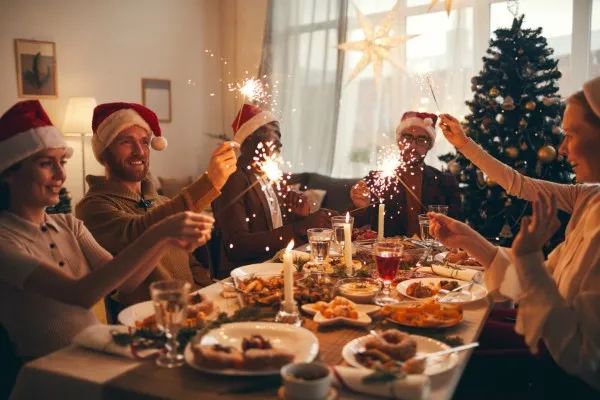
[429,0,454,16]
[337,2,417,86]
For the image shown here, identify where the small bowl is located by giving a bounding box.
[281,362,331,400]
[399,247,432,270]
[335,277,382,304]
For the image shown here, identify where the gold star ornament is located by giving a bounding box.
[429,0,454,16]
[337,2,418,85]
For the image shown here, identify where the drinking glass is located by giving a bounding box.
[418,214,439,259]
[373,239,404,306]
[428,205,449,215]
[307,228,332,265]
[331,216,354,254]
[150,280,191,368]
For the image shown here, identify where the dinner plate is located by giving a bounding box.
[230,263,285,279]
[301,303,380,316]
[434,252,485,271]
[117,291,218,328]
[396,277,487,304]
[342,334,459,376]
[184,322,319,376]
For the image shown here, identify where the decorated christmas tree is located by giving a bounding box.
[46,188,72,214]
[441,15,573,249]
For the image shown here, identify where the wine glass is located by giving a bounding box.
[331,215,354,255]
[150,280,191,368]
[373,239,404,306]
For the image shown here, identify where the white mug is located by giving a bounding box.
[281,362,331,400]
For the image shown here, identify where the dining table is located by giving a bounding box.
[10,254,494,400]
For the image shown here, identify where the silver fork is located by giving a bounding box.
[434,281,475,302]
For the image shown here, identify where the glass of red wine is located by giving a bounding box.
[373,239,404,306]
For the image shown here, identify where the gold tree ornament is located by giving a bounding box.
[525,100,536,110]
[502,96,515,110]
[428,0,454,16]
[538,145,557,163]
[505,146,519,158]
[338,2,417,85]
[489,87,500,97]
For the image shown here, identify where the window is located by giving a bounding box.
[490,0,574,95]
[591,0,600,77]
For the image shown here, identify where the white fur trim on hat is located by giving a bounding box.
[396,117,437,142]
[0,126,73,173]
[583,76,600,120]
[234,110,279,145]
[92,108,152,162]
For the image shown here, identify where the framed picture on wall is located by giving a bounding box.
[142,78,171,122]
[14,39,58,98]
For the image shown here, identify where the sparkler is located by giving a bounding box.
[426,75,441,112]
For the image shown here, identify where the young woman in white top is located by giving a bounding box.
[430,77,600,395]
[0,100,217,360]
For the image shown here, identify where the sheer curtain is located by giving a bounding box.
[331,2,475,177]
[266,0,345,175]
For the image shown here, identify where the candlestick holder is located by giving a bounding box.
[275,300,302,326]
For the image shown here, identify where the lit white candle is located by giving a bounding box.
[344,212,353,275]
[283,240,295,311]
[378,203,385,240]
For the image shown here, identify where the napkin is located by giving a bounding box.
[330,366,430,400]
[73,324,159,359]
[416,264,483,283]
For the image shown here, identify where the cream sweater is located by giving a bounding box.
[460,139,600,390]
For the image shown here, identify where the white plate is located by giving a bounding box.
[301,303,380,316]
[184,322,319,376]
[230,263,285,279]
[434,252,485,271]
[313,311,372,327]
[397,277,487,304]
[342,334,459,376]
[117,292,218,328]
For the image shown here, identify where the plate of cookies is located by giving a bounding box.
[342,329,459,376]
[185,322,319,376]
[305,296,373,327]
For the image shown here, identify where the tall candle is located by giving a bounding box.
[283,240,295,311]
[344,213,353,275]
[378,203,385,240]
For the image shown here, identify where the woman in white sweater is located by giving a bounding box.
[432,76,600,395]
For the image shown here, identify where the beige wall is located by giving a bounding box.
[0,0,225,205]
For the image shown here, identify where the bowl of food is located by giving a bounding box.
[335,277,382,304]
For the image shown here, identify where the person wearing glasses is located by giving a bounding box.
[350,112,462,237]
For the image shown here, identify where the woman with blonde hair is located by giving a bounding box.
[431,77,600,397]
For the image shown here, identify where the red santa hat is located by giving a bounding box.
[0,100,73,173]
[396,111,438,143]
[91,102,167,162]
[231,104,279,144]
[583,76,600,120]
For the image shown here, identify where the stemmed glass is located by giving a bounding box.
[373,239,404,306]
[150,280,191,368]
[331,215,354,255]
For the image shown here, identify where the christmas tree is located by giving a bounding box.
[441,15,573,250]
[46,188,72,214]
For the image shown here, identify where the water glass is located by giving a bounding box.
[307,228,332,265]
[418,214,434,244]
[150,280,191,368]
[428,205,449,215]
[331,216,354,253]
[373,239,404,306]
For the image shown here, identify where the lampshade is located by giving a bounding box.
[63,97,97,134]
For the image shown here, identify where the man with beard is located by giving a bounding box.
[76,102,237,313]
[212,104,337,277]
[350,111,462,237]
